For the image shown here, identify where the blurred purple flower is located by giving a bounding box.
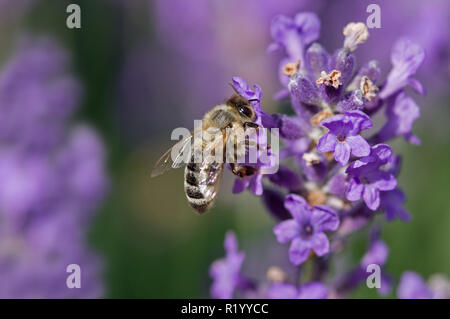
[380,188,411,222]
[268,12,320,63]
[0,38,107,298]
[377,92,421,145]
[0,37,81,151]
[267,282,328,299]
[397,272,434,299]
[210,232,246,299]
[379,38,425,99]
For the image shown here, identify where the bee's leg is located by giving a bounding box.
[243,122,260,130]
[241,139,272,152]
[230,163,259,178]
[238,138,258,150]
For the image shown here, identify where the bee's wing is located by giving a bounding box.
[150,134,193,178]
[196,136,226,199]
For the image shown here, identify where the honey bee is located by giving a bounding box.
[151,87,262,214]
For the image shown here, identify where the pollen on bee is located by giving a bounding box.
[316,70,342,89]
[282,60,301,77]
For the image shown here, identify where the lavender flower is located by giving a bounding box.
[210,232,246,299]
[0,37,81,151]
[377,92,421,145]
[268,12,320,63]
[0,38,107,298]
[346,144,397,211]
[208,9,426,300]
[397,272,434,299]
[379,38,425,99]
[273,194,339,265]
[317,111,372,166]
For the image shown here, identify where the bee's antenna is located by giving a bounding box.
[228,82,240,95]
[248,98,259,102]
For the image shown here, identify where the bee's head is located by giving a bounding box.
[226,93,257,121]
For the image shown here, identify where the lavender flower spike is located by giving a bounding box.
[273,194,339,266]
[210,231,245,299]
[317,111,372,166]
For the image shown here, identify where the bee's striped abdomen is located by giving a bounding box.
[184,160,223,214]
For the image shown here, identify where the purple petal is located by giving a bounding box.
[298,282,329,299]
[232,178,249,194]
[224,231,238,254]
[273,219,300,244]
[373,172,397,191]
[408,78,425,95]
[346,178,364,201]
[371,144,393,165]
[289,237,311,265]
[363,185,381,211]
[361,240,389,268]
[398,272,434,299]
[267,283,299,299]
[284,194,310,223]
[268,165,302,191]
[249,174,263,196]
[317,132,337,153]
[380,38,425,99]
[320,114,346,133]
[346,110,373,132]
[381,189,411,222]
[311,206,339,232]
[334,142,351,166]
[293,12,321,45]
[310,232,330,256]
[379,273,393,296]
[347,135,370,157]
[378,92,420,144]
[326,173,347,197]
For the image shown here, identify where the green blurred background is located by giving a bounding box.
[2,0,448,298]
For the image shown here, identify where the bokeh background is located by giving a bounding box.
[0,0,449,298]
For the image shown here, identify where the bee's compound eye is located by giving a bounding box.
[238,106,252,118]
